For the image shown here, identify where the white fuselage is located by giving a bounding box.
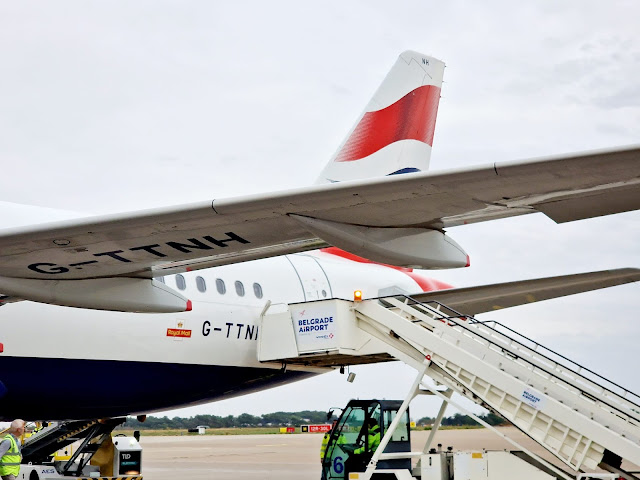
[0,249,442,420]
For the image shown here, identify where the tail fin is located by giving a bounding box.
[316,51,445,184]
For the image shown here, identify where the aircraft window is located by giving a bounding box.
[253,282,263,299]
[196,276,207,293]
[216,278,226,295]
[175,274,186,291]
[157,277,165,284]
[322,289,327,298]
[235,281,245,297]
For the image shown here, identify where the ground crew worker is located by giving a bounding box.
[320,421,338,462]
[320,432,330,461]
[0,419,25,480]
[342,417,382,479]
[354,417,380,455]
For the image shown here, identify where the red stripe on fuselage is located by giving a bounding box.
[403,271,453,292]
[334,85,441,163]
[320,247,412,272]
[319,247,452,292]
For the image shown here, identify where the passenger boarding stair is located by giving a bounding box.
[259,297,640,478]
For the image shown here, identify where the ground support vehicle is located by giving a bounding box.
[259,296,640,479]
[320,398,571,480]
[18,418,142,480]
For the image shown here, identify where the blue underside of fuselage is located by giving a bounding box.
[0,356,315,421]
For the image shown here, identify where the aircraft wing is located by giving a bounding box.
[409,268,640,316]
[0,145,638,284]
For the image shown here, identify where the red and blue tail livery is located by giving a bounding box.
[317,51,444,183]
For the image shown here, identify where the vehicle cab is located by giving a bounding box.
[321,399,411,480]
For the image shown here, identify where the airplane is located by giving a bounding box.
[0,50,639,420]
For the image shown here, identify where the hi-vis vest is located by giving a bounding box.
[0,434,21,476]
[320,432,346,461]
[354,425,380,455]
[320,432,330,460]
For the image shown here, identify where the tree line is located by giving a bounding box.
[122,410,505,430]
[416,412,505,427]
[122,411,333,429]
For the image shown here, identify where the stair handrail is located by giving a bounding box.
[387,295,640,424]
[477,318,640,406]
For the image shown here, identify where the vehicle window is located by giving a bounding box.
[384,409,409,442]
[196,276,207,293]
[253,282,263,299]
[157,277,165,284]
[175,274,186,291]
[235,281,245,297]
[216,278,226,295]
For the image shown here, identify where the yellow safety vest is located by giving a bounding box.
[320,432,347,461]
[0,434,21,477]
[354,426,380,455]
[320,432,330,460]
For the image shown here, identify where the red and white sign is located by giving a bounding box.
[308,424,332,433]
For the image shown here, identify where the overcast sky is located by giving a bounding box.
[1,1,638,421]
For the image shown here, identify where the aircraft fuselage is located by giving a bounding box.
[0,250,439,420]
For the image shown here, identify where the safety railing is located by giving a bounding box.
[479,318,640,410]
[383,294,640,428]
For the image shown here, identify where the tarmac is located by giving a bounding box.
[139,426,611,479]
